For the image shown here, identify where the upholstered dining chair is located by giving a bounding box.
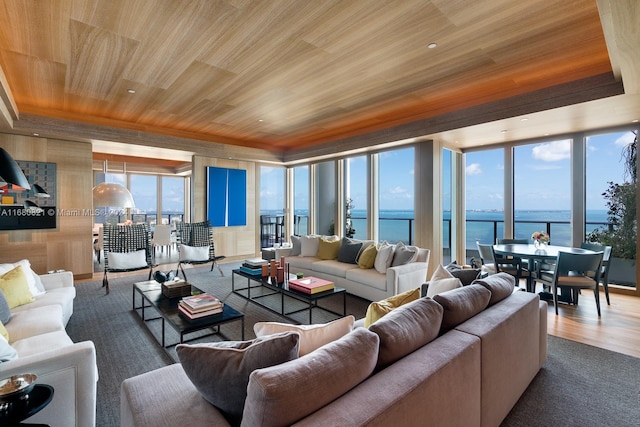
[477,243,532,289]
[151,224,173,261]
[580,242,612,305]
[175,220,226,280]
[545,251,604,316]
[102,223,154,294]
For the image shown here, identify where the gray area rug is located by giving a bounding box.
[66,263,640,427]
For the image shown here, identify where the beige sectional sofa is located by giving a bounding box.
[275,235,431,302]
[0,262,98,427]
[121,274,547,427]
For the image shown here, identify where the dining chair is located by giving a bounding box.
[102,223,155,294]
[175,220,226,280]
[152,224,173,261]
[580,242,612,305]
[93,224,104,263]
[477,243,532,289]
[546,251,604,316]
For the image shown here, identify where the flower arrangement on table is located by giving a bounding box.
[531,231,549,247]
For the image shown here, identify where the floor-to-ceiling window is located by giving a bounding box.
[345,155,367,240]
[130,174,158,224]
[292,165,309,236]
[377,147,415,244]
[513,139,571,246]
[442,148,453,264]
[465,148,504,257]
[259,166,285,247]
[161,176,185,225]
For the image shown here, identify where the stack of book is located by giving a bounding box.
[239,258,268,275]
[288,277,335,294]
[178,293,223,319]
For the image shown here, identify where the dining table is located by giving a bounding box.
[493,243,598,299]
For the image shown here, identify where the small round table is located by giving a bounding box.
[0,384,54,426]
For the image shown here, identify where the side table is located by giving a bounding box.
[0,384,54,426]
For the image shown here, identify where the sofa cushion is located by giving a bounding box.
[391,241,418,266]
[0,333,17,362]
[176,332,299,426]
[368,297,444,369]
[364,287,420,327]
[11,287,76,327]
[289,235,302,256]
[433,284,491,333]
[11,330,74,357]
[300,235,321,257]
[374,241,395,273]
[337,237,363,264]
[472,272,515,305]
[253,315,354,356]
[5,305,65,343]
[346,267,387,291]
[357,244,377,269]
[242,328,379,427]
[0,259,45,297]
[0,290,11,324]
[0,266,34,309]
[312,260,357,279]
[316,237,342,260]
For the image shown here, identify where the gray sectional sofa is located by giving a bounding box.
[121,274,547,427]
[275,235,431,302]
[0,265,98,427]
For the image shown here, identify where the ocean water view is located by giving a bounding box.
[284,209,610,249]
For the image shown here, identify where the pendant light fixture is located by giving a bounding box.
[92,160,136,208]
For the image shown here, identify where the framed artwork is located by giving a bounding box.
[206,166,246,227]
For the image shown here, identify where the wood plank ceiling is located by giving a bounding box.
[0,0,637,158]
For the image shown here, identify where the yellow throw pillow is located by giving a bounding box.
[364,287,421,327]
[316,237,342,260]
[0,321,8,341]
[0,265,35,309]
[357,244,378,269]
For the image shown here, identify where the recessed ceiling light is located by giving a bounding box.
[258,119,264,122]
[127,89,136,94]
[33,133,39,136]
[427,43,437,49]
[501,129,508,133]
[520,118,528,122]
[632,119,639,123]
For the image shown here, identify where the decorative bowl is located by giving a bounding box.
[0,373,37,405]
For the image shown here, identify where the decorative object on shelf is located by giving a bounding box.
[0,373,37,413]
[531,231,549,248]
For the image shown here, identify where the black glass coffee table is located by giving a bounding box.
[231,269,346,324]
[133,280,244,348]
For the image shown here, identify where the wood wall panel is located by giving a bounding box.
[192,155,257,261]
[0,134,93,277]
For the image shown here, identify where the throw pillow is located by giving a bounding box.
[316,237,341,260]
[0,321,8,342]
[357,244,377,269]
[300,235,320,257]
[390,241,418,267]
[446,262,481,285]
[337,237,363,264]
[242,328,379,427]
[107,249,148,269]
[0,332,17,362]
[0,266,34,309]
[289,235,302,256]
[176,331,299,426]
[253,315,355,356]
[374,241,394,273]
[369,297,444,369]
[472,272,515,305]
[425,277,463,298]
[429,263,455,282]
[433,284,491,333]
[0,259,45,297]
[178,245,209,262]
[0,290,11,324]
[364,287,421,327]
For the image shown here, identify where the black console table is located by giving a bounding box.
[0,384,53,426]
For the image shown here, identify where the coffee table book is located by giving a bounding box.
[178,302,224,319]
[181,293,222,310]
[288,277,335,294]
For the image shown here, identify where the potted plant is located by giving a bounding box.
[587,131,637,286]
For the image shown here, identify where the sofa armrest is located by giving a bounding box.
[387,262,429,295]
[275,247,292,258]
[39,271,74,290]
[0,341,98,427]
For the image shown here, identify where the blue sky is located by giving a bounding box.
[261,130,635,213]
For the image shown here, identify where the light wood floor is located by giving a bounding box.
[535,285,640,359]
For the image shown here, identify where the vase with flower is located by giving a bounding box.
[531,231,549,248]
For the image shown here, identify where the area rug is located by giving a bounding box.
[66,263,640,427]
